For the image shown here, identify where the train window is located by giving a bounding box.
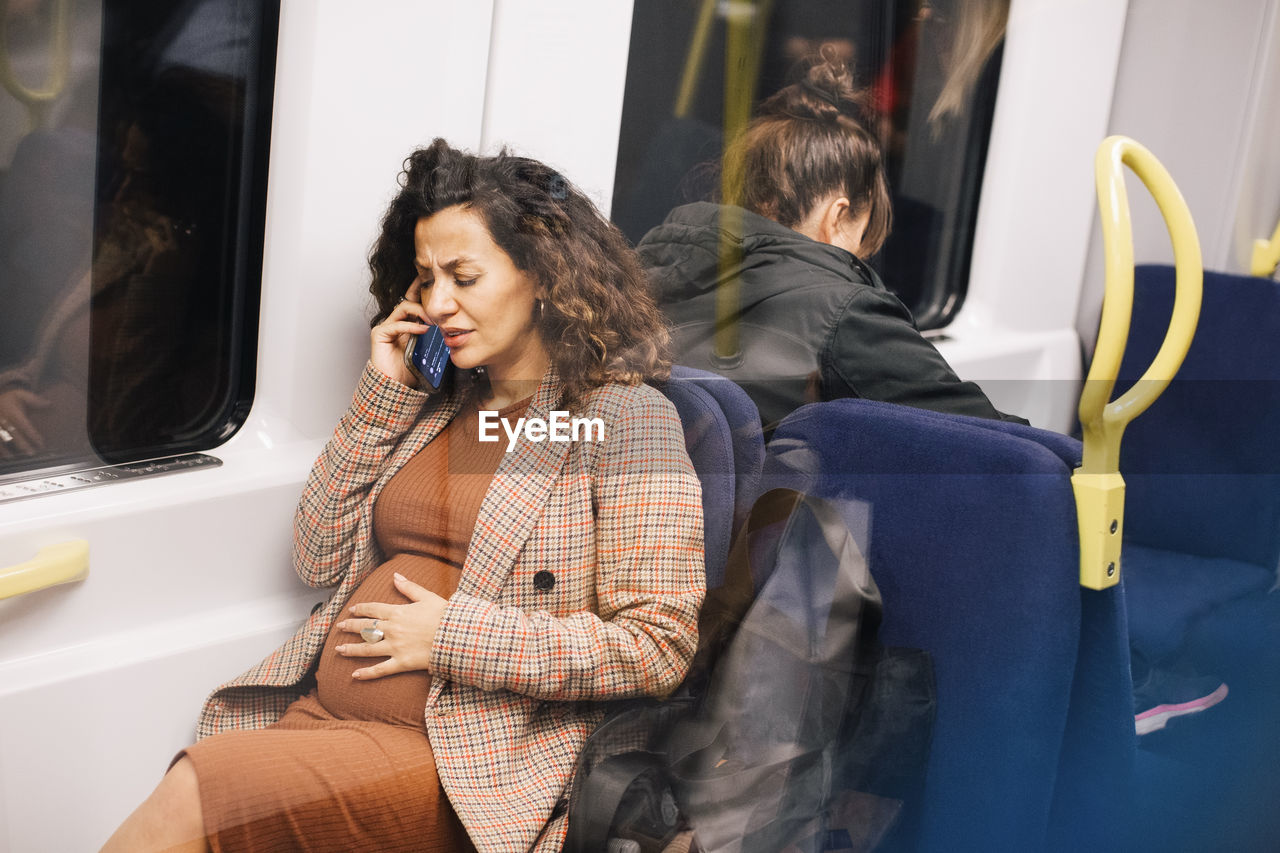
[0,0,278,481]
[612,0,1006,330]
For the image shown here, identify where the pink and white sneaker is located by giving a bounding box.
[1135,679,1229,735]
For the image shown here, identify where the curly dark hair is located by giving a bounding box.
[369,139,671,404]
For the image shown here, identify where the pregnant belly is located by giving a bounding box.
[314,553,461,727]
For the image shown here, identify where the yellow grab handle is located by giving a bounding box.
[1251,217,1280,278]
[1074,136,1202,589]
[0,540,90,601]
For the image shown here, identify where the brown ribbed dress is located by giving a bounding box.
[182,395,529,852]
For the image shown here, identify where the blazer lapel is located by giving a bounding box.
[459,367,571,600]
[372,384,466,497]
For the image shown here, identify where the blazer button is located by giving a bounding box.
[533,570,555,592]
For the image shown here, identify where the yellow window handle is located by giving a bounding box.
[1073,136,1203,590]
[0,540,90,601]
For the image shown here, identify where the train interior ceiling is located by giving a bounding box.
[1,0,1279,851]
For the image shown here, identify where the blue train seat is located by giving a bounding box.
[763,398,1133,851]
[669,365,764,531]
[1115,265,1280,671]
[1100,264,1280,848]
[661,368,763,589]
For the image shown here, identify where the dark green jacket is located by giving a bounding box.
[637,202,1024,429]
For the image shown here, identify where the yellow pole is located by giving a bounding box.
[674,0,718,119]
[713,1,772,364]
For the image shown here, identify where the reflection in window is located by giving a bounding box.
[0,0,278,478]
[612,0,1006,329]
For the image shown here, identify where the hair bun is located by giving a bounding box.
[761,44,868,123]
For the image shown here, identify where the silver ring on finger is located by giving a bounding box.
[0,427,13,444]
[361,620,385,644]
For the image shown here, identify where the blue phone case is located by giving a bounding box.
[405,326,452,391]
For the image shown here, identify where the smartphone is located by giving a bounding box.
[403,325,453,391]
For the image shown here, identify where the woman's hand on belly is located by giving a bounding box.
[335,573,447,679]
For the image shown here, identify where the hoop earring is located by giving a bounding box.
[537,299,545,319]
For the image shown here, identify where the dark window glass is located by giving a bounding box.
[612,0,1004,329]
[0,0,278,479]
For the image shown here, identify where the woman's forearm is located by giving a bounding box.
[429,584,702,701]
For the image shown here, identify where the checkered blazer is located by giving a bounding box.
[196,362,705,852]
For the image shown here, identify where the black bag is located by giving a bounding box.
[566,489,935,853]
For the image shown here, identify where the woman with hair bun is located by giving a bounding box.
[638,49,1023,429]
[102,140,704,852]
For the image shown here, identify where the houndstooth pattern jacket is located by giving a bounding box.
[196,362,705,852]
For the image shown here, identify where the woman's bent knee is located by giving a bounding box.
[101,756,208,852]
[157,757,205,837]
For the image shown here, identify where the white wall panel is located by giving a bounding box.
[961,0,1128,338]
[252,0,495,444]
[480,0,635,213]
[1230,0,1280,274]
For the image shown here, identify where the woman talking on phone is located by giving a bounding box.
[103,140,705,852]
